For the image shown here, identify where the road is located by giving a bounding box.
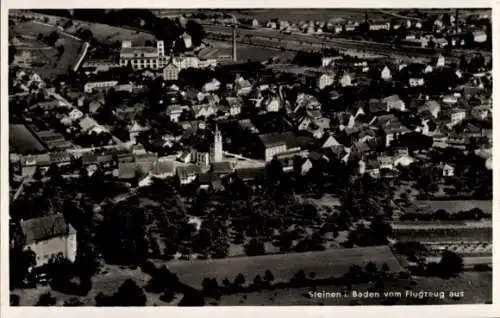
[204,23,491,60]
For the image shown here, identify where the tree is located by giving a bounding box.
[45,31,60,47]
[439,250,464,277]
[112,279,147,306]
[178,290,205,306]
[9,45,17,64]
[33,166,43,181]
[381,263,390,273]
[234,273,246,286]
[10,294,20,306]
[291,269,307,285]
[277,230,293,252]
[365,262,378,275]
[185,20,205,47]
[369,215,393,245]
[202,277,220,298]
[96,201,148,265]
[64,297,84,306]
[253,275,263,286]
[57,45,65,56]
[264,270,274,282]
[9,247,36,288]
[36,292,56,306]
[244,238,265,256]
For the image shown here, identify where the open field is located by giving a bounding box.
[11,265,179,306]
[11,21,83,79]
[66,20,155,45]
[163,246,405,290]
[394,227,492,243]
[213,271,491,305]
[9,124,46,154]
[208,40,294,62]
[225,9,387,22]
[416,200,492,214]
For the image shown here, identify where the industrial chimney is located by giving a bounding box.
[232,25,238,62]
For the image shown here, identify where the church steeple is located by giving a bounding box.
[211,123,223,163]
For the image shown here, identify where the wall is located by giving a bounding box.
[25,235,75,267]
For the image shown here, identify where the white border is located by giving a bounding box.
[1,1,498,317]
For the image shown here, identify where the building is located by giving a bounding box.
[318,73,334,90]
[473,30,487,43]
[119,40,167,70]
[177,165,200,185]
[180,32,193,49]
[369,22,391,31]
[436,55,446,68]
[173,55,200,70]
[82,59,121,72]
[409,77,425,87]
[382,95,406,111]
[210,125,223,163]
[163,62,180,81]
[194,151,210,167]
[202,78,221,92]
[381,66,392,81]
[84,80,118,93]
[450,108,467,125]
[339,73,352,87]
[258,132,300,162]
[166,105,185,122]
[18,214,77,267]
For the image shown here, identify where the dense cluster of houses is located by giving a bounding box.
[9,15,492,271]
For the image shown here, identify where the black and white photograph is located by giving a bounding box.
[5,7,494,308]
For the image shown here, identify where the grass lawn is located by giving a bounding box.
[213,271,491,305]
[417,200,492,214]
[66,20,155,45]
[9,124,47,154]
[162,246,405,290]
[11,21,83,80]
[394,226,492,243]
[208,40,291,62]
[223,9,388,23]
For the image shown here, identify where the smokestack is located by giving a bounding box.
[232,25,237,62]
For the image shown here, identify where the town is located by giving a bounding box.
[8,8,492,306]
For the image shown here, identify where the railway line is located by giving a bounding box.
[204,23,491,61]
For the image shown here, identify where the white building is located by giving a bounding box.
[436,55,446,68]
[381,66,392,81]
[19,214,77,268]
[119,40,168,70]
[318,73,334,90]
[202,78,221,92]
[84,80,118,93]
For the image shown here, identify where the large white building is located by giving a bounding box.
[119,40,168,70]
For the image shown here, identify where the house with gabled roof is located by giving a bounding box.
[18,214,77,267]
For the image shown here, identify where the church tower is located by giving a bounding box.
[211,124,223,163]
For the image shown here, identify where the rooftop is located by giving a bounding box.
[20,214,73,245]
[258,131,298,149]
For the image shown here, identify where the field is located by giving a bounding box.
[12,265,177,306]
[214,271,491,305]
[65,20,155,45]
[394,227,492,243]
[162,246,405,290]
[9,124,46,154]
[11,21,83,79]
[417,200,492,214]
[208,40,294,62]
[226,9,387,23]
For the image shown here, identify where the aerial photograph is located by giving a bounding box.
[7,8,492,306]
